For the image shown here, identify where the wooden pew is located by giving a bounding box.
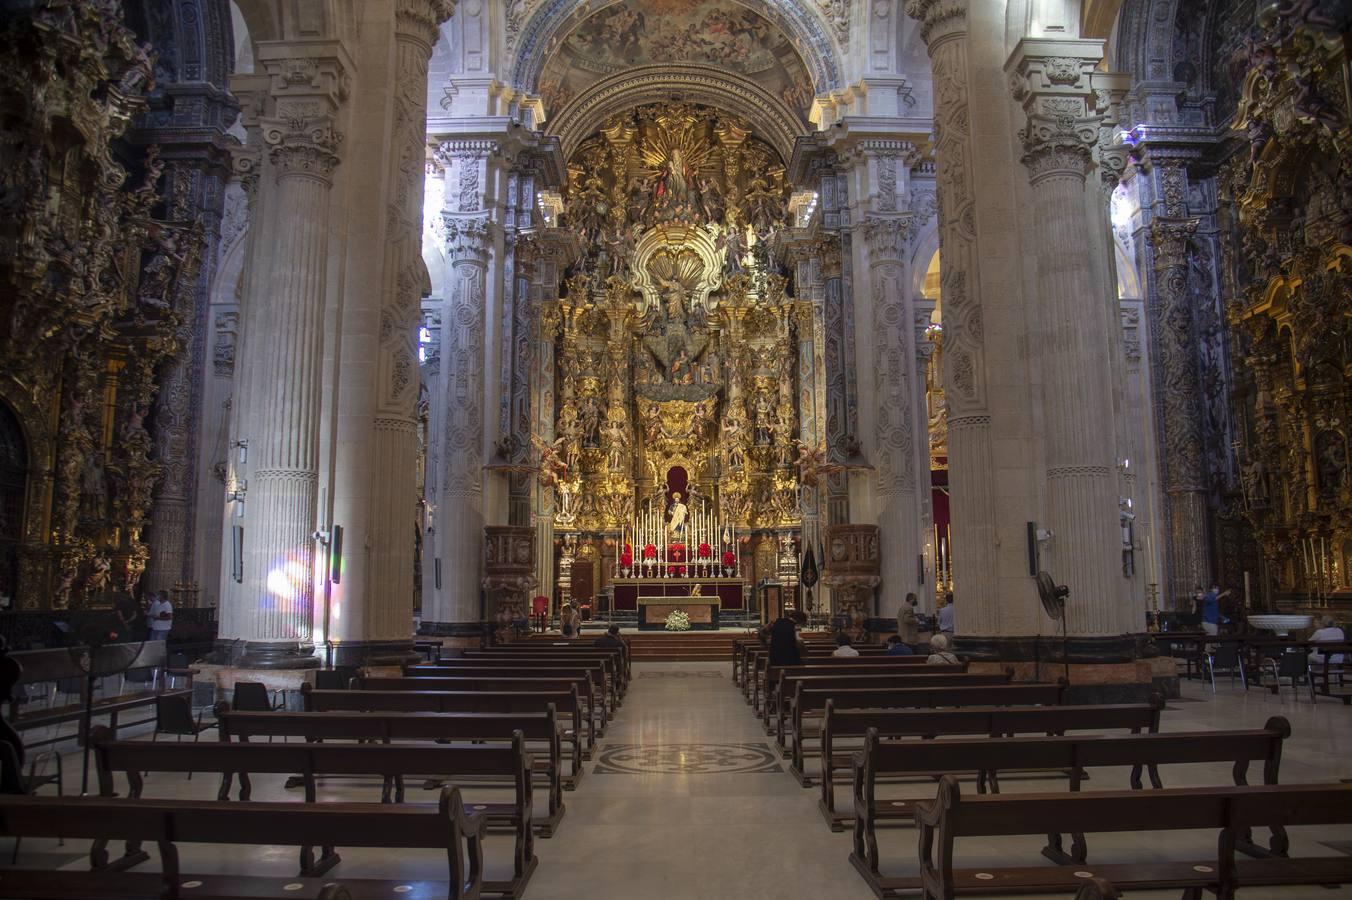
[773,671,1013,747]
[744,644,893,701]
[410,655,624,702]
[0,789,485,900]
[442,646,626,681]
[465,643,630,684]
[789,683,1066,773]
[301,684,594,773]
[91,728,538,898]
[215,704,567,834]
[852,720,1294,897]
[759,659,965,720]
[355,675,606,735]
[816,699,1163,825]
[404,664,619,717]
[905,777,1352,900]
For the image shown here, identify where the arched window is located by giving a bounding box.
[0,402,27,609]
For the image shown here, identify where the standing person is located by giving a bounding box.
[937,593,955,635]
[831,632,859,657]
[568,603,583,639]
[560,603,575,638]
[897,593,920,644]
[1197,583,1229,637]
[147,590,173,641]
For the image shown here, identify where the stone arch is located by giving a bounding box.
[548,64,805,163]
[511,0,842,95]
[908,224,940,301]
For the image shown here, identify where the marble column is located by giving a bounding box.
[905,0,999,631]
[425,209,492,630]
[1149,216,1209,599]
[326,0,453,664]
[862,214,922,603]
[219,53,346,667]
[1007,41,1129,634]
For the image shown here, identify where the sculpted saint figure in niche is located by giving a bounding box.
[668,491,688,536]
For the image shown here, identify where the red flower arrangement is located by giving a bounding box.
[621,544,633,567]
[642,543,657,560]
[698,542,712,558]
[722,550,736,568]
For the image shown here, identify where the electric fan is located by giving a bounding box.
[1035,571,1071,684]
[61,599,147,794]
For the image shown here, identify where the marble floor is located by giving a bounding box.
[9,661,1352,898]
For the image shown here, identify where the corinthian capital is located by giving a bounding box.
[903,0,967,48]
[262,116,342,181]
[1149,218,1199,271]
[443,213,492,258]
[861,215,914,261]
[396,0,457,49]
[1006,39,1106,185]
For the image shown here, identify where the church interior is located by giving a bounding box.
[1,0,1352,896]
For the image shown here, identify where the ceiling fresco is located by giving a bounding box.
[537,0,815,123]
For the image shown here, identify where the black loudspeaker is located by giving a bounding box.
[231,525,244,583]
[1026,521,1039,577]
[331,525,344,584]
[434,557,442,590]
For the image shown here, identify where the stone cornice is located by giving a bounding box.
[427,120,566,186]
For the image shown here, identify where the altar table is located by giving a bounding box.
[638,596,720,630]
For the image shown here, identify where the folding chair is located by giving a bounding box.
[1203,643,1247,693]
[151,694,216,779]
[1266,651,1315,702]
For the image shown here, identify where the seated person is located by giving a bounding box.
[885,634,914,656]
[594,624,626,649]
[1308,615,1346,666]
[926,632,959,665]
[831,632,859,658]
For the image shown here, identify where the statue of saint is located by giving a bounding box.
[667,491,688,536]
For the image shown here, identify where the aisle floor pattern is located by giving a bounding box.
[9,660,1352,898]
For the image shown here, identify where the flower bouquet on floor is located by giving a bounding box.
[665,609,691,632]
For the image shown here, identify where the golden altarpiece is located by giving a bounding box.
[537,103,815,623]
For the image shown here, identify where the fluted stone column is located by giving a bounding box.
[1008,41,1129,634]
[425,211,492,629]
[219,53,346,667]
[1149,217,1209,598]
[862,215,922,603]
[905,0,999,631]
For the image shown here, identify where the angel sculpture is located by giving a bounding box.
[532,435,570,488]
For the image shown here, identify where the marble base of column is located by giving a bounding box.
[211,638,319,669]
[953,634,1175,703]
[326,639,420,668]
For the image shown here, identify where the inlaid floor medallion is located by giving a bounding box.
[593,742,783,774]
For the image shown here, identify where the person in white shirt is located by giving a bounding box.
[1308,616,1345,666]
[147,591,173,641]
[831,632,860,657]
[937,593,955,634]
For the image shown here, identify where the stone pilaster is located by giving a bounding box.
[424,207,493,631]
[1008,40,1129,635]
[861,214,922,604]
[1149,215,1209,598]
[325,0,454,664]
[217,50,346,668]
[905,0,999,632]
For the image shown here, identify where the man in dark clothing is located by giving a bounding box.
[768,610,807,666]
[594,624,626,648]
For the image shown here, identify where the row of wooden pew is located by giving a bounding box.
[0,639,630,900]
[730,636,1352,899]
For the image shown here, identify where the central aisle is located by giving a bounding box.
[527,660,873,899]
